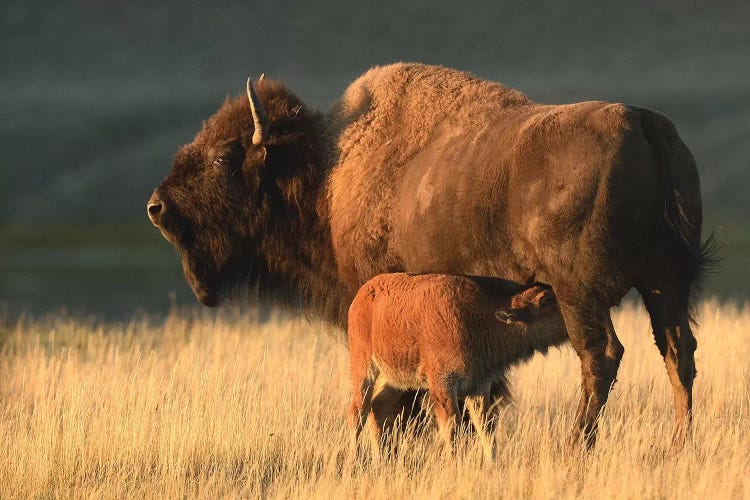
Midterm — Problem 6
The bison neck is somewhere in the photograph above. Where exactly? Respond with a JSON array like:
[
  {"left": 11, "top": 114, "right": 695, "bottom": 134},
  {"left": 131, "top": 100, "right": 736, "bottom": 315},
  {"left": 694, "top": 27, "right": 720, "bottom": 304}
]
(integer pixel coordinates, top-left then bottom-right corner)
[{"left": 257, "top": 121, "right": 348, "bottom": 327}]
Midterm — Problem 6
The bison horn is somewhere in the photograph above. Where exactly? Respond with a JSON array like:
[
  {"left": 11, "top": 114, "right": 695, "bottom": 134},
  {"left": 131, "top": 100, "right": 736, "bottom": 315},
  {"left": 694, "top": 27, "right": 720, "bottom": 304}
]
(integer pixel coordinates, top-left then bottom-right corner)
[{"left": 246, "top": 76, "right": 270, "bottom": 145}]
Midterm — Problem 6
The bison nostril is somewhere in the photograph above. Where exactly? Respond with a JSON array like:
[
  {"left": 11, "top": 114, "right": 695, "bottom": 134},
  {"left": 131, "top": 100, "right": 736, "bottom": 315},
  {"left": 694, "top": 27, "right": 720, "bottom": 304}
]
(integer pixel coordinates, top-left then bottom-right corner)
[
  {"left": 147, "top": 193, "right": 164, "bottom": 226},
  {"left": 148, "top": 202, "right": 162, "bottom": 216}
]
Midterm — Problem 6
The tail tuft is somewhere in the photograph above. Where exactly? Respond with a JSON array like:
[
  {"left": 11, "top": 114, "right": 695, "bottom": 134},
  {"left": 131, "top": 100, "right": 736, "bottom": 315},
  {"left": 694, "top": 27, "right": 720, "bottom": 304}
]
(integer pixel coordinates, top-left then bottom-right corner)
[{"left": 687, "top": 230, "right": 722, "bottom": 323}]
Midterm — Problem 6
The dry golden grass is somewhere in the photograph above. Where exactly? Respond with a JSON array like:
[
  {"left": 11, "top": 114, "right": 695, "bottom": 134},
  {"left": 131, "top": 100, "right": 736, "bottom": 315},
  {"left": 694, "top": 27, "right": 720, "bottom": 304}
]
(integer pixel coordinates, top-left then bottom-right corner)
[{"left": 0, "top": 301, "right": 748, "bottom": 499}]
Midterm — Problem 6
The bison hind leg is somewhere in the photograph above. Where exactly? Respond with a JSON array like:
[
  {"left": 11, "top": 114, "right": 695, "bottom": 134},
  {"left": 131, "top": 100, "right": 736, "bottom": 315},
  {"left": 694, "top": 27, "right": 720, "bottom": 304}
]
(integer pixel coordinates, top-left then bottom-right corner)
[{"left": 638, "top": 282, "right": 697, "bottom": 448}]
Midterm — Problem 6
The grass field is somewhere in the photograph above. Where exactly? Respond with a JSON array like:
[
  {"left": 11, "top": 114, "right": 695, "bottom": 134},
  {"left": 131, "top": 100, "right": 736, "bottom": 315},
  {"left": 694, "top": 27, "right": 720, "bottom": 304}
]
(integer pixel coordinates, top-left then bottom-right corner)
[{"left": 0, "top": 301, "right": 748, "bottom": 498}]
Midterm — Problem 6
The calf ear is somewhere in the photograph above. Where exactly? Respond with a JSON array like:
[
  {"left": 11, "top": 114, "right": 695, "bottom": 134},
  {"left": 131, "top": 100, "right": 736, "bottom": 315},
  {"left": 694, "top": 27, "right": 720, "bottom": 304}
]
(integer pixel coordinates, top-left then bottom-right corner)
[
  {"left": 495, "top": 307, "right": 531, "bottom": 324},
  {"left": 534, "top": 289, "right": 556, "bottom": 308}
]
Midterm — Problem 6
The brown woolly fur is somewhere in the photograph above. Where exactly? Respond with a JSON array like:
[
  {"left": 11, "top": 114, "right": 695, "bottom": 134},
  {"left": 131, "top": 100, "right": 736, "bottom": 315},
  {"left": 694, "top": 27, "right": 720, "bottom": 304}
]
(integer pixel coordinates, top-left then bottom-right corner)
[
  {"left": 149, "top": 63, "right": 716, "bottom": 447},
  {"left": 347, "top": 273, "right": 566, "bottom": 461}
]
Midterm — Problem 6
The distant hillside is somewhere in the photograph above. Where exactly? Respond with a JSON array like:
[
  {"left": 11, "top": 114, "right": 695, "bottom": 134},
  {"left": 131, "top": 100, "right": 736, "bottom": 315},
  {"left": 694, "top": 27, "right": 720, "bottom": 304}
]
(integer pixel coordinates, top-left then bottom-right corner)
[{"left": 1, "top": 0, "right": 748, "bottom": 224}]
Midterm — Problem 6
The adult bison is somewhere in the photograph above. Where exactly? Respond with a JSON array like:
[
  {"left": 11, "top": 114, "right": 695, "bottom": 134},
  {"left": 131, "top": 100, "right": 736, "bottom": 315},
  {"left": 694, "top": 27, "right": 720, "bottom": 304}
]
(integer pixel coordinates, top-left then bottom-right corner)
[{"left": 147, "top": 63, "right": 714, "bottom": 446}]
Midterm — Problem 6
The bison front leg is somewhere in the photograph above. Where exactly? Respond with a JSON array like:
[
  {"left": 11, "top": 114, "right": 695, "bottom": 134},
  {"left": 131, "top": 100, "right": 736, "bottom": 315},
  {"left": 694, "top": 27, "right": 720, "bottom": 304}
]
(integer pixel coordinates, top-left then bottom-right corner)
[{"left": 562, "top": 305, "right": 624, "bottom": 448}]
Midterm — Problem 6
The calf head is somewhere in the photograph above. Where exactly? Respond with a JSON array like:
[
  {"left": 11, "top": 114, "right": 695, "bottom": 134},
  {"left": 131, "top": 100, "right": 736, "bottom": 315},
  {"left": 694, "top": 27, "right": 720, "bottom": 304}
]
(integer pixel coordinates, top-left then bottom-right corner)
[
  {"left": 495, "top": 284, "right": 568, "bottom": 348},
  {"left": 495, "top": 284, "right": 559, "bottom": 324}
]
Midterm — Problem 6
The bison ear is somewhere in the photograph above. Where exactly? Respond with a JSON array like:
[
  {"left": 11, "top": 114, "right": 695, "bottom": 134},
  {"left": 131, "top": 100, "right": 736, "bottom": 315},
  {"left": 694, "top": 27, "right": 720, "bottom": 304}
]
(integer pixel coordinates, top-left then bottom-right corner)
[
  {"left": 242, "top": 145, "right": 268, "bottom": 174},
  {"left": 257, "top": 146, "right": 268, "bottom": 165}
]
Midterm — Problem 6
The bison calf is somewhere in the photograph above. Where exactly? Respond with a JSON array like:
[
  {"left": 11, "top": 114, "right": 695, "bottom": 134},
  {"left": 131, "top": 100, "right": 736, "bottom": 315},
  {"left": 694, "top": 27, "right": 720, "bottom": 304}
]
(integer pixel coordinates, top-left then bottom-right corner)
[{"left": 347, "top": 273, "right": 567, "bottom": 460}]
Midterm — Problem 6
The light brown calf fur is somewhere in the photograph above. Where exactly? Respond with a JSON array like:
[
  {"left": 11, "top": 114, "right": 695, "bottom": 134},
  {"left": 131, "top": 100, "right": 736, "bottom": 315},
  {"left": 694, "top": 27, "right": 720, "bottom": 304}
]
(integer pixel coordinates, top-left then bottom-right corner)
[{"left": 347, "top": 273, "right": 567, "bottom": 460}]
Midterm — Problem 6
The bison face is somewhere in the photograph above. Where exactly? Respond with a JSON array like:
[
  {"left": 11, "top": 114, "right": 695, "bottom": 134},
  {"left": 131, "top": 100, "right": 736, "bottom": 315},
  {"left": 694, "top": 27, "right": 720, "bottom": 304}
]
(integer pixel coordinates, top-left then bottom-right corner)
[
  {"left": 147, "top": 138, "right": 268, "bottom": 306},
  {"left": 147, "top": 77, "right": 290, "bottom": 307}
]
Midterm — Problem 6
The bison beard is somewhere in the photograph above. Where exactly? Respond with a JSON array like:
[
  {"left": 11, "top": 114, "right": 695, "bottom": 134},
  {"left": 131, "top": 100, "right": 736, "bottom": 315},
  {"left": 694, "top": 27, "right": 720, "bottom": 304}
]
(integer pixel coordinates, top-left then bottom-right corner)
[{"left": 148, "top": 63, "right": 716, "bottom": 448}]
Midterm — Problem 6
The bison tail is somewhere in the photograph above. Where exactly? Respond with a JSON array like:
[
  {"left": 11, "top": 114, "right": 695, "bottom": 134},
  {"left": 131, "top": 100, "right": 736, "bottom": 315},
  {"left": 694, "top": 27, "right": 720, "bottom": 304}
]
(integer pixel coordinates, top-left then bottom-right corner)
[{"left": 638, "top": 107, "right": 721, "bottom": 319}]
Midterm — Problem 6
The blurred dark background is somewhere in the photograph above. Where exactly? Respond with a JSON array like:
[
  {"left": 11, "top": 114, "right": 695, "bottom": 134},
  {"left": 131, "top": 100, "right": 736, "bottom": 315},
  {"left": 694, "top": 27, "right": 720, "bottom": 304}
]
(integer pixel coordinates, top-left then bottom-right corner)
[{"left": 1, "top": 0, "right": 748, "bottom": 319}]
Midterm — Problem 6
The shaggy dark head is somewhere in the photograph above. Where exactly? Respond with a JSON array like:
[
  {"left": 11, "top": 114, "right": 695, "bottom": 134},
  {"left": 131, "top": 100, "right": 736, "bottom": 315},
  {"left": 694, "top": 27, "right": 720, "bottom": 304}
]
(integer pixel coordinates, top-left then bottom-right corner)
[{"left": 147, "top": 76, "right": 335, "bottom": 309}]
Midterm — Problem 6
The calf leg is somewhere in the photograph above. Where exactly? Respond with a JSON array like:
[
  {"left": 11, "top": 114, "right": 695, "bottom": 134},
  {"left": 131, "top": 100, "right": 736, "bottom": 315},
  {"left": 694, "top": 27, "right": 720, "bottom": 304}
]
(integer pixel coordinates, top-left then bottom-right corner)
[
  {"left": 489, "top": 378, "right": 512, "bottom": 414},
  {"left": 349, "top": 367, "right": 376, "bottom": 461},
  {"left": 562, "top": 304, "right": 624, "bottom": 448},
  {"left": 368, "top": 380, "right": 406, "bottom": 457},
  {"left": 465, "top": 391, "right": 498, "bottom": 462},
  {"left": 429, "top": 381, "right": 462, "bottom": 456}
]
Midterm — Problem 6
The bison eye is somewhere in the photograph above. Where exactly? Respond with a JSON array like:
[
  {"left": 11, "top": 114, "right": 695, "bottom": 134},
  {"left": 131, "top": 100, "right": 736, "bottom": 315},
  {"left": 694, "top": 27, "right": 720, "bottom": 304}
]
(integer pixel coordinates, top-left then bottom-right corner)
[
  {"left": 213, "top": 155, "right": 230, "bottom": 167},
  {"left": 211, "top": 141, "right": 244, "bottom": 170}
]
